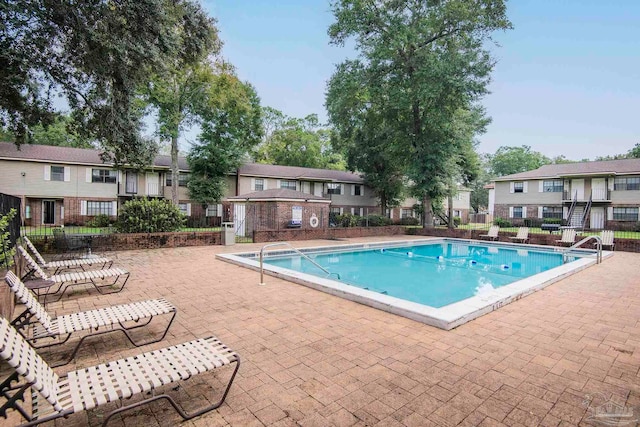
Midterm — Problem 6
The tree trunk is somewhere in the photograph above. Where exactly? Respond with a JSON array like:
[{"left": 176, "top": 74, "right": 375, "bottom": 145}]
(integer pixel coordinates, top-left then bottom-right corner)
[
  {"left": 422, "top": 195, "right": 434, "bottom": 227},
  {"left": 380, "top": 194, "right": 387, "bottom": 216},
  {"left": 448, "top": 193, "right": 454, "bottom": 229},
  {"left": 171, "top": 135, "right": 179, "bottom": 205}
]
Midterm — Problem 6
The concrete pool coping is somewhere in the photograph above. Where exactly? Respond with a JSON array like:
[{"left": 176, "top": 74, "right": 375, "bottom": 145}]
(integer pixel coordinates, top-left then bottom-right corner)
[{"left": 216, "top": 238, "right": 613, "bottom": 330}]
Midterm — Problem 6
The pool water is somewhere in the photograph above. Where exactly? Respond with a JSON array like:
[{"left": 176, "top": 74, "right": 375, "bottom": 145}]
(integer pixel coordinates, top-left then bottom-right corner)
[{"left": 263, "top": 242, "right": 576, "bottom": 308}]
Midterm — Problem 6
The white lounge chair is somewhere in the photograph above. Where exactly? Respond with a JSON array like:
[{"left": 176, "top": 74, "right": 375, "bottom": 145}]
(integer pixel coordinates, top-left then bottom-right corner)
[
  {"left": 23, "top": 236, "right": 113, "bottom": 274},
  {"left": 509, "top": 227, "right": 529, "bottom": 243},
  {"left": 18, "top": 246, "right": 130, "bottom": 303},
  {"left": 479, "top": 225, "right": 500, "bottom": 241},
  {"left": 556, "top": 228, "right": 576, "bottom": 246},
  {"left": 0, "top": 317, "right": 240, "bottom": 426},
  {"left": 5, "top": 270, "right": 177, "bottom": 366},
  {"left": 599, "top": 230, "right": 615, "bottom": 250}
]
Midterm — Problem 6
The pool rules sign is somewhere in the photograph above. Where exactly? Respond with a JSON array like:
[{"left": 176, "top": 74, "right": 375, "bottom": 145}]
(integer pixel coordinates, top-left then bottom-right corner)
[{"left": 292, "top": 206, "right": 303, "bottom": 226}]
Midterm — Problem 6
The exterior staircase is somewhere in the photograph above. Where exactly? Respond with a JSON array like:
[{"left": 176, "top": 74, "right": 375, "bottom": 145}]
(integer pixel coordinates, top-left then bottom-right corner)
[{"left": 568, "top": 206, "right": 584, "bottom": 228}]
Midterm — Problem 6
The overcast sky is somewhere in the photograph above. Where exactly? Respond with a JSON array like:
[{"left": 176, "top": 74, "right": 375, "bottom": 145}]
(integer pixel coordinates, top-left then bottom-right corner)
[{"left": 202, "top": 0, "right": 640, "bottom": 160}]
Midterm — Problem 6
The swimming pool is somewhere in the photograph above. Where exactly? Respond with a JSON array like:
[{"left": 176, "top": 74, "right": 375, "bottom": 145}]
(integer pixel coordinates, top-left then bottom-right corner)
[{"left": 218, "top": 238, "right": 607, "bottom": 329}]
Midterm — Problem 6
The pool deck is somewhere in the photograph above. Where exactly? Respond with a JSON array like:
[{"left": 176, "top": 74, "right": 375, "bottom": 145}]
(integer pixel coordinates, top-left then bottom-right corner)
[{"left": 5, "top": 235, "right": 640, "bottom": 426}]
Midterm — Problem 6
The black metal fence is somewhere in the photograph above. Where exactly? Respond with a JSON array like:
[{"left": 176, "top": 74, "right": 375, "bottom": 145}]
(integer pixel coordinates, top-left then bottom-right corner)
[{"left": 1, "top": 193, "right": 22, "bottom": 269}]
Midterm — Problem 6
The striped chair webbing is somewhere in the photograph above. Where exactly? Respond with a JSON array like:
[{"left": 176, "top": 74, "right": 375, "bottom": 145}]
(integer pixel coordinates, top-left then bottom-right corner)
[
  {"left": 51, "top": 267, "right": 128, "bottom": 283},
  {"left": 18, "top": 246, "right": 50, "bottom": 280},
  {"left": 23, "top": 236, "right": 48, "bottom": 267},
  {"left": 58, "top": 336, "right": 238, "bottom": 412},
  {"left": 4, "top": 270, "right": 54, "bottom": 333},
  {"left": 0, "top": 318, "right": 63, "bottom": 412}
]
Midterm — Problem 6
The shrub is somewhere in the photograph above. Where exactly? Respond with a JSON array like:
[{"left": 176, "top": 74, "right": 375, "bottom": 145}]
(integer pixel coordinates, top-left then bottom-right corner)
[
  {"left": 115, "top": 198, "right": 186, "bottom": 233},
  {"left": 363, "top": 214, "right": 392, "bottom": 227},
  {"left": 398, "top": 217, "right": 420, "bottom": 226},
  {"left": 335, "top": 213, "right": 359, "bottom": 227},
  {"left": 542, "top": 218, "right": 562, "bottom": 224},
  {"left": 0, "top": 209, "right": 16, "bottom": 268},
  {"left": 493, "top": 217, "right": 512, "bottom": 228},
  {"left": 453, "top": 216, "right": 461, "bottom": 227},
  {"left": 86, "top": 214, "right": 112, "bottom": 228}
]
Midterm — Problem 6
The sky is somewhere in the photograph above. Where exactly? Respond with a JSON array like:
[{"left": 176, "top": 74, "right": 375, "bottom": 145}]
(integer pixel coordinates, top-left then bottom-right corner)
[{"left": 202, "top": 0, "right": 640, "bottom": 160}]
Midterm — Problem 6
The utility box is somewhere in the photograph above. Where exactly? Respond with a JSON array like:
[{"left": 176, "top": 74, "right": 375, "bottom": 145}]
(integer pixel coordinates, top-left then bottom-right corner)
[{"left": 221, "top": 222, "right": 235, "bottom": 246}]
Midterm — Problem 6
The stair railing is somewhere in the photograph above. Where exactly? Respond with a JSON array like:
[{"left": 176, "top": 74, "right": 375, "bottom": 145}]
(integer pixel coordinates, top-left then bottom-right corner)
[
  {"left": 565, "top": 190, "right": 577, "bottom": 227},
  {"left": 563, "top": 235, "right": 602, "bottom": 264},
  {"left": 259, "top": 242, "right": 340, "bottom": 285},
  {"left": 581, "top": 192, "right": 593, "bottom": 231}
]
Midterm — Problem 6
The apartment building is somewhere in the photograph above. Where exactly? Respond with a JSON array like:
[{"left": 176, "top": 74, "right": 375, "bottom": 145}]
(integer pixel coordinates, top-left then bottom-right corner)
[
  {"left": 491, "top": 159, "right": 640, "bottom": 229},
  {"left": 0, "top": 142, "right": 472, "bottom": 226}
]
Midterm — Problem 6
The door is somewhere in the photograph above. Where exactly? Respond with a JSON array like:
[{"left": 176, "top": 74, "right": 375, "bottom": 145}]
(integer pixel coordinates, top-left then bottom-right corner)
[
  {"left": 571, "top": 179, "right": 585, "bottom": 200},
  {"left": 313, "top": 183, "right": 323, "bottom": 197},
  {"left": 125, "top": 172, "right": 138, "bottom": 194},
  {"left": 42, "top": 200, "right": 55, "bottom": 225},
  {"left": 233, "top": 203, "right": 246, "bottom": 237},
  {"left": 146, "top": 172, "right": 160, "bottom": 196},
  {"left": 590, "top": 207, "right": 605, "bottom": 229},
  {"left": 591, "top": 178, "right": 606, "bottom": 201}
]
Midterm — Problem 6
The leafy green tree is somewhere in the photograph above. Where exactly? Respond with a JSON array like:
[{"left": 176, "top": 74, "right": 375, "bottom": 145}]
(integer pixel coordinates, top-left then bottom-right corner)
[
  {"left": 143, "top": 11, "right": 220, "bottom": 204},
  {"left": 29, "top": 115, "right": 93, "bottom": 148},
  {"left": 627, "top": 143, "right": 640, "bottom": 159},
  {"left": 188, "top": 69, "right": 262, "bottom": 209},
  {"left": 0, "top": 209, "right": 17, "bottom": 269},
  {"left": 488, "top": 145, "right": 551, "bottom": 177},
  {"left": 1, "top": 0, "right": 214, "bottom": 168},
  {"left": 255, "top": 111, "right": 346, "bottom": 170},
  {"left": 327, "top": 0, "right": 511, "bottom": 227}
]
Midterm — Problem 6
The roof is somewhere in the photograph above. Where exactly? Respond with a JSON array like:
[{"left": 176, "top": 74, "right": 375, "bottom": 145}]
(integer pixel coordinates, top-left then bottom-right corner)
[
  {"left": 494, "top": 158, "right": 640, "bottom": 181},
  {"left": 227, "top": 188, "right": 331, "bottom": 203},
  {"left": 0, "top": 142, "right": 189, "bottom": 169},
  {"left": 238, "top": 163, "right": 363, "bottom": 183}
]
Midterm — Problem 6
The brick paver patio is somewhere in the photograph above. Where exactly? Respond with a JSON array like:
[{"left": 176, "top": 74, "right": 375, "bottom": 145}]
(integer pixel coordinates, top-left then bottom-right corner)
[{"left": 4, "top": 236, "right": 639, "bottom": 426}]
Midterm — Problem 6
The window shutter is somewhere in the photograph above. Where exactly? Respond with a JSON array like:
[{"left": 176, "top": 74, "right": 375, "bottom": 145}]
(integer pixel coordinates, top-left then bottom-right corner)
[
  {"left": 509, "top": 207, "right": 514, "bottom": 218},
  {"left": 563, "top": 207, "right": 569, "bottom": 219},
  {"left": 186, "top": 203, "right": 191, "bottom": 216},
  {"left": 538, "top": 207, "right": 543, "bottom": 218},
  {"left": 361, "top": 186, "right": 364, "bottom": 196},
  {"left": 263, "top": 180, "right": 268, "bottom": 190},
  {"left": 538, "top": 181, "right": 544, "bottom": 192},
  {"left": 276, "top": 180, "right": 281, "bottom": 189},
  {"left": 351, "top": 185, "right": 355, "bottom": 196},
  {"left": 251, "top": 178, "right": 255, "bottom": 191},
  {"left": 523, "top": 182, "right": 528, "bottom": 193},
  {"left": 60, "top": 206, "right": 64, "bottom": 220},
  {"left": 608, "top": 179, "right": 614, "bottom": 191},
  {"left": 509, "top": 182, "right": 514, "bottom": 193},
  {"left": 112, "top": 201, "right": 118, "bottom": 217},
  {"left": 360, "top": 207, "right": 364, "bottom": 216},
  {"left": 217, "top": 204, "right": 223, "bottom": 216},
  {"left": 80, "top": 200, "right": 87, "bottom": 216},
  {"left": 63, "top": 167, "right": 71, "bottom": 182},
  {"left": 522, "top": 206, "right": 527, "bottom": 218},
  {"left": 44, "top": 165, "right": 50, "bottom": 181},
  {"left": 339, "top": 207, "right": 344, "bottom": 215},
  {"left": 86, "top": 168, "right": 92, "bottom": 183},
  {"left": 607, "top": 207, "right": 613, "bottom": 220}
]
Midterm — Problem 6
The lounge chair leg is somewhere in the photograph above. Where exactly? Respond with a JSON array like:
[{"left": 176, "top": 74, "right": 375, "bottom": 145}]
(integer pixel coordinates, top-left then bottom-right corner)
[{"left": 101, "top": 357, "right": 240, "bottom": 427}]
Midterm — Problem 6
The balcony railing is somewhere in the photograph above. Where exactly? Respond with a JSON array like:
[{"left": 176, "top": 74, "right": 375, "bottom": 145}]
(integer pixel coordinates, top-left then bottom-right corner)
[
  {"left": 591, "top": 189, "right": 611, "bottom": 201},
  {"left": 146, "top": 182, "right": 161, "bottom": 196}
]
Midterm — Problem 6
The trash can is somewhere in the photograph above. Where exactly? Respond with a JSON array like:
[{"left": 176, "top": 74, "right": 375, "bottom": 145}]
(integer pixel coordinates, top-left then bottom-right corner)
[{"left": 221, "top": 222, "right": 235, "bottom": 246}]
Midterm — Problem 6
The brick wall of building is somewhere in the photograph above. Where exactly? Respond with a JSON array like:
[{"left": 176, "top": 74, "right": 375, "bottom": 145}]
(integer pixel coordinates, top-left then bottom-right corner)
[{"left": 246, "top": 201, "right": 331, "bottom": 232}]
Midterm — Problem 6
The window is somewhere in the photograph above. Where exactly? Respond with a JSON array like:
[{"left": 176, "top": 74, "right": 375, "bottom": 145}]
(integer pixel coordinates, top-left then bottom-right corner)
[
  {"left": 51, "top": 166, "right": 65, "bottom": 182},
  {"left": 401, "top": 209, "right": 413, "bottom": 219},
  {"left": 513, "top": 182, "right": 524, "bottom": 193},
  {"left": 542, "top": 206, "right": 563, "bottom": 219},
  {"left": 178, "top": 203, "right": 188, "bottom": 215},
  {"left": 330, "top": 207, "right": 342, "bottom": 214},
  {"left": 206, "top": 205, "right": 219, "bottom": 217},
  {"left": 92, "top": 169, "right": 117, "bottom": 183},
  {"left": 512, "top": 206, "right": 523, "bottom": 218},
  {"left": 543, "top": 180, "right": 563, "bottom": 192},
  {"left": 254, "top": 179, "right": 264, "bottom": 191},
  {"left": 614, "top": 177, "right": 640, "bottom": 191},
  {"left": 166, "top": 173, "right": 188, "bottom": 187},
  {"left": 87, "top": 201, "right": 112, "bottom": 216},
  {"left": 613, "top": 207, "right": 639, "bottom": 221},
  {"left": 280, "top": 180, "right": 297, "bottom": 190},
  {"left": 327, "top": 183, "right": 342, "bottom": 195},
  {"left": 354, "top": 185, "right": 362, "bottom": 196}
]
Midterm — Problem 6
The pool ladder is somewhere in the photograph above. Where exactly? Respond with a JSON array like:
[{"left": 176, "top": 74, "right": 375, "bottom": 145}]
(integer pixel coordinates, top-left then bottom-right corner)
[
  {"left": 259, "top": 242, "right": 340, "bottom": 285},
  {"left": 562, "top": 235, "right": 602, "bottom": 264}
]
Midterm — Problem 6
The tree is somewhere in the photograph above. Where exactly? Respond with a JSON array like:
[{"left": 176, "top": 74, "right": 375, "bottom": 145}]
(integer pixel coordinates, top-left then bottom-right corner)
[
  {"left": 143, "top": 7, "right": 220, "bottom": 204},
  {"left": 187, "top": 69, "right": 262, "bottom": 209},
  {"left": 255, "top": 111, "right": 346, "bottom": 170},
  {"left": 1, "top": 0, "right": 214, "bottom": 168},
  {"left": 627, "top": 143, "right": 640, "bottom": 159},
  {"left": 488, "top": 145, "right": 551, "bottom": 177},
  {"left": 327, "top": 0, "right": 511, "bottom": 227},
  {"left": 29, "top": 115, "right": 93, "bottom": 148}
]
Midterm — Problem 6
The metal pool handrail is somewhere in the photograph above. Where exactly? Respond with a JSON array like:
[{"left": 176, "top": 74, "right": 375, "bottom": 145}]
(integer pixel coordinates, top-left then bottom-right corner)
[
  {"left": 259, "top": 242, "right": 340, "bottom": 285},
  {"left": 564, "top": 235, "right": 602, "bottom": 264}
]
